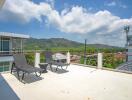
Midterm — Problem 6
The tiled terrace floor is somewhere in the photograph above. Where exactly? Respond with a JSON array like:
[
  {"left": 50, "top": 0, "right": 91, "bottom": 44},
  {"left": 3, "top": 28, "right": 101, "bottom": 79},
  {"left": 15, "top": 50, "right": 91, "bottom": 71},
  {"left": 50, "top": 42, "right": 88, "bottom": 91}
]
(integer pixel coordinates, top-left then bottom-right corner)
[{"left": 1, "top": 64, "right": 132, "bottom": 100}]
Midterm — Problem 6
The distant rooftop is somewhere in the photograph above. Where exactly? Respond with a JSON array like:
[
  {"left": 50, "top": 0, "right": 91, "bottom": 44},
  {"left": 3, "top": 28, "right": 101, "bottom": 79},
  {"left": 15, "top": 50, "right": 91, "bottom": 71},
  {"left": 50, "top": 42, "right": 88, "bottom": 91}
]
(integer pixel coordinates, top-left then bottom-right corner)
[{"left": 0, "top": 32, "right": 30, "bottom": 39}]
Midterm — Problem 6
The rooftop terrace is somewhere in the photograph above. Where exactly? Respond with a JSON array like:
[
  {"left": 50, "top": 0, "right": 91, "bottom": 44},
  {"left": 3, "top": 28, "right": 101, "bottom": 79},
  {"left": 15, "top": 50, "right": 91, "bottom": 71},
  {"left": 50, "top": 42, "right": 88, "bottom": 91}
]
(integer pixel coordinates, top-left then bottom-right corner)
[{"left": 1, "top": 64, "right": 132, "bottom": 100}]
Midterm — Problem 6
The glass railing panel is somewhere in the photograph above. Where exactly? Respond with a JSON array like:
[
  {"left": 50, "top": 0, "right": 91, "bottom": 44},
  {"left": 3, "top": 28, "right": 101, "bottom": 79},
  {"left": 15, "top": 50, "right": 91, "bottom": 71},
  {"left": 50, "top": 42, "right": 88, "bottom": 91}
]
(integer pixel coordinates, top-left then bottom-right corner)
[{"left": 0, "top": 50, "right": 129, "bottom": 73}]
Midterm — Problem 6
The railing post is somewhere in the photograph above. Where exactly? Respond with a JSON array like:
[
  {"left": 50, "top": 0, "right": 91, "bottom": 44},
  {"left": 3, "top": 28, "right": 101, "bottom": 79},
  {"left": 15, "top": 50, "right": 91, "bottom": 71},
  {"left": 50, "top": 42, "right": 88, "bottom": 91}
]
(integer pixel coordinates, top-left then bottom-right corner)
[
  {"left": 97, "top": 53, "right": 103, "bottom": 69},
  {"left": 67, "top": 51, "right": 70, "bottom": 64},
  {"left": 35, "top": 52, "right": 40, "bottom": 68}
]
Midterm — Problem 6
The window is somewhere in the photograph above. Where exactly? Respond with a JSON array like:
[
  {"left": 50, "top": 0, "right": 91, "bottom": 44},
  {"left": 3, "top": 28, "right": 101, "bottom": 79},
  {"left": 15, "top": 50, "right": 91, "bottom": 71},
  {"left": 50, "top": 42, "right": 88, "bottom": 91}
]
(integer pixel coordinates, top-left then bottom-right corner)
[
  {"left": 3, "top": 40, "right": 9, "bottom": 51},
  {"left": 0, "top": 37, "right": 10, "bottom": 54}
]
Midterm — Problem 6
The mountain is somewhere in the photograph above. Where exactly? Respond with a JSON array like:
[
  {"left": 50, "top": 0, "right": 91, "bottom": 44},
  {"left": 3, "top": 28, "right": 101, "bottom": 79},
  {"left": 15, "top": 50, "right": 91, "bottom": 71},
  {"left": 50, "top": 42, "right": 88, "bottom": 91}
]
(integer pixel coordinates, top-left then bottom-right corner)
[
  {"left": 24, "top": 38, "right": 83, "bottom": 50},
  {"left": 86, "top": 44, "right": 120, "bottom": 49},
  {"left": 24, "top": 38, "right": 122, "bottom": 50}
]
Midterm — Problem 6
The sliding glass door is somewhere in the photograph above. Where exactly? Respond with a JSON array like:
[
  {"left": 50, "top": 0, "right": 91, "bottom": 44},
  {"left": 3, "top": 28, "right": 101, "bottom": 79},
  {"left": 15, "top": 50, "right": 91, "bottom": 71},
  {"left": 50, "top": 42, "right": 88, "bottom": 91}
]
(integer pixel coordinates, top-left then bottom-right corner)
[{"left": 0, "top": 37, "right": 10, "bottom": 72}]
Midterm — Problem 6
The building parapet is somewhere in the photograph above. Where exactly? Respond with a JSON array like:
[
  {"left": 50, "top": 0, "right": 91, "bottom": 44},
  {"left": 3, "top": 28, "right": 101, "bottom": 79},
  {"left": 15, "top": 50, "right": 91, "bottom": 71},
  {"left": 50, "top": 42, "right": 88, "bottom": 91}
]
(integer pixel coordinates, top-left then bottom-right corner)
[{"left": 0, "top": 32, "right": 30, "bottom": 39}]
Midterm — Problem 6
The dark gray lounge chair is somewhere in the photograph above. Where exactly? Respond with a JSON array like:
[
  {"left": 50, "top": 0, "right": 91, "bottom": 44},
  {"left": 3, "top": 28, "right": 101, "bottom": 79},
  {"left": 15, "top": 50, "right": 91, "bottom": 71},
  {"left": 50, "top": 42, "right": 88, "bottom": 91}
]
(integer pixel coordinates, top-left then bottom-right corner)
[
  {"left": 11, "top": 54, "right": 43, "bottom": 81},
  {"left": 53, "top": 61, "right": 69, "bottom": 71},
  {"left": 45, "top": 51, "right": 69, "bottom": 71},
  {"left": 45, "top": 51, "right": 53, "bottom": 71}
]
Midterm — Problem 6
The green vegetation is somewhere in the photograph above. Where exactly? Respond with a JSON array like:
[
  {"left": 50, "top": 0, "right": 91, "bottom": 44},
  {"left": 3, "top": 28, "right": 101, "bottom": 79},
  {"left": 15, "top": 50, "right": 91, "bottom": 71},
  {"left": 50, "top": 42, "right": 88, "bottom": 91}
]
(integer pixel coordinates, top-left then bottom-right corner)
[
  {"left": 25, "top": 52, "right": 46, "bottom": 65},
  {"left": 25, "top": 53, "right": 35, "bottom": 65},
  {"left": 23, "top": 38, "right": 125, "bottom": 69},
  {"left": 80, "top": 56, "right": 97, "bottom": 66},
  {"left": 80, "top": 53, "right": 125, "bottom": 69},
  {"left": 25, "top": 49, "right": 125, "bottom": 69},
  {"left": 103, "top": 53, "right": 124, "bottom": 69}
]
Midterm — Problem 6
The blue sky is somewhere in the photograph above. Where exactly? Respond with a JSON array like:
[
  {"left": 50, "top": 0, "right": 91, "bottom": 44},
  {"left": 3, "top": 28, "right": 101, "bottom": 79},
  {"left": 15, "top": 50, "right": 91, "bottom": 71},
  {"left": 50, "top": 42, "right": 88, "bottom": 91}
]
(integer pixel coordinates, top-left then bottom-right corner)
[{"left": 0, "top": 0, "right": 132, "bottom": 47}]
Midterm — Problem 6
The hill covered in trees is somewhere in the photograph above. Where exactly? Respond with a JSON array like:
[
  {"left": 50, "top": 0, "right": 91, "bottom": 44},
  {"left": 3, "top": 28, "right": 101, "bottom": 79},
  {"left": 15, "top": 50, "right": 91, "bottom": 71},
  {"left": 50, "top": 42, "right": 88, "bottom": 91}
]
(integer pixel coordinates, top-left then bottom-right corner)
[{"left": 24, "top": 38, "right": 124, "bottom": 52}]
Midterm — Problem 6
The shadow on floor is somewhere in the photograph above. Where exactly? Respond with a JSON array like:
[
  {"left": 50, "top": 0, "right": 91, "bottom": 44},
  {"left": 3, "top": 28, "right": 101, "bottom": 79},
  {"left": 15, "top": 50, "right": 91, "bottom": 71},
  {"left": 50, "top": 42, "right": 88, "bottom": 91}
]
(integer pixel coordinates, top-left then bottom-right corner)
[
  {"left": 0, "top": 74, "right": 20, "bottom": 100},
  {"left": 47, "top": 66, "right": 69, "bottom": 74},
  {"left": 11, "top": 72, "right": 43, "bottom": 84}
]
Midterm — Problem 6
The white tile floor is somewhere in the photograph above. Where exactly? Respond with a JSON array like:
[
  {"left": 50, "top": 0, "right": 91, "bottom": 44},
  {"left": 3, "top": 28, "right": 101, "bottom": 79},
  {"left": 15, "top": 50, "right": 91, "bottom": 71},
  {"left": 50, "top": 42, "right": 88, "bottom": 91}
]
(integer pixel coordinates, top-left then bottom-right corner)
[{"left": 1, "top": 64, "right": 132, "bottom": 100}]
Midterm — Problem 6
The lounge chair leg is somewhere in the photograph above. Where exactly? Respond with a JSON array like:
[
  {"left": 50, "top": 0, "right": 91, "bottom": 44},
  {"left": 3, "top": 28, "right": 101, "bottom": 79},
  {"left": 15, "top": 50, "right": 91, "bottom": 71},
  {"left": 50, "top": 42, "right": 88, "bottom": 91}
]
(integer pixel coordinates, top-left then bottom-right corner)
[
  {"left": 50, "top": 64, "right": 53, "bottom": 71},
  {"left": 17, "top": 70, "right": 20, "bottom": 80},
  {"left": 35, "top": 71, "right": 41, "bottom": 77},
  {"left": 66, "top": 65, "right": 68, "bottom": 69},
  {"left": 11, "top": 63, "right": 14, "bottom": 74},
  {"left": 11, "top": 67, "right": 13, "bottom": 74},
  {"left": 56, "top": 66, "right": 59, "bottom": 71},
  {"left": 11, "top": 68, "right": 13, "bottom": 74},
  {"left": 22, "top": 72, "right": 25, "bottom": 80},
  {"left": 61, "top": 66, "right": 63, "bottom": 70}
]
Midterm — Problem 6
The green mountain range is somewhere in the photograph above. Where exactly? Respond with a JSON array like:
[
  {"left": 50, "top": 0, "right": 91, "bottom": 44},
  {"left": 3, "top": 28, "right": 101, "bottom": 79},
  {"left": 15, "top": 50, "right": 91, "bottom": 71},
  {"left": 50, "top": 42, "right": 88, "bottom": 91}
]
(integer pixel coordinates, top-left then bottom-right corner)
[{"left": 24, "top": 38, "right": 122, "bottom": 50}]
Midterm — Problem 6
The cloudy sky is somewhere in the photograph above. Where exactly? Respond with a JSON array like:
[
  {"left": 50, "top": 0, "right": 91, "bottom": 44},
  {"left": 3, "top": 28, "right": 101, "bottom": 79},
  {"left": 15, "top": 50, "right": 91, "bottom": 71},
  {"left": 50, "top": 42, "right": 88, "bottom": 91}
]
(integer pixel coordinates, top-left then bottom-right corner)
[{"left": 0, "top": 0, "right": 132, "bottom": 47}]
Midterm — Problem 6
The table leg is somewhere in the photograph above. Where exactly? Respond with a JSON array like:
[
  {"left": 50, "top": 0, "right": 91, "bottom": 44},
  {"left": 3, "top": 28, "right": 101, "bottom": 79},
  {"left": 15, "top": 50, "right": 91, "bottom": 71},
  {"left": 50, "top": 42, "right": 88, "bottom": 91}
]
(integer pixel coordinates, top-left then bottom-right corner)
[{"left": 50, "top": 63, "right": 53, "bottom": 71}]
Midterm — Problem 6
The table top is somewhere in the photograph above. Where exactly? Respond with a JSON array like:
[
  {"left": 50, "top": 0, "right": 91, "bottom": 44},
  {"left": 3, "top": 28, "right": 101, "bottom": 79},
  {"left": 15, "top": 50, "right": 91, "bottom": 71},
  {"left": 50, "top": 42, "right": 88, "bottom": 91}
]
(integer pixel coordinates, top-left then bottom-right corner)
[{"left": 39, "top": 63, "right": 48, "bottom": 65}]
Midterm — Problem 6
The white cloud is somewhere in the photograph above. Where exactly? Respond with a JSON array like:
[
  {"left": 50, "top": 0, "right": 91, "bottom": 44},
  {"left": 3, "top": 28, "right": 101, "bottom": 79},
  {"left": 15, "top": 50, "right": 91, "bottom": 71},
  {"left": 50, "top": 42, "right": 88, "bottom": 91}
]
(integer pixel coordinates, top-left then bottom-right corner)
[
  {"left": 48, "top": 7, "right": 132, "bottom": 35},
  {"left": 105, "top": 1, "right": 127, "bottom": 9},
  {"left": 119, "top": 4, "right": 127, "bottom": 9},
  {"left": 0, "top": 0, "right": 132, "bottom": 46},
  {"left": 0, "top": 0, "right": 52, "bottom": 23},
  {"left": 46, "top": 0, "right": 55, "bottom": 8},
  {"left": 106, "top": 1, "right": 116, "bottom": 6}
]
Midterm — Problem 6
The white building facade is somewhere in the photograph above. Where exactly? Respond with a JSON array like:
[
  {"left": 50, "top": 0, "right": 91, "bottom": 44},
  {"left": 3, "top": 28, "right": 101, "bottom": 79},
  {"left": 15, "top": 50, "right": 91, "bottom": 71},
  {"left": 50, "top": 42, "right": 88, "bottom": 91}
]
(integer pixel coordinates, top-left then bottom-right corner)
[{"left": 0, "top": 32, "right": 29, "bottom": 72}]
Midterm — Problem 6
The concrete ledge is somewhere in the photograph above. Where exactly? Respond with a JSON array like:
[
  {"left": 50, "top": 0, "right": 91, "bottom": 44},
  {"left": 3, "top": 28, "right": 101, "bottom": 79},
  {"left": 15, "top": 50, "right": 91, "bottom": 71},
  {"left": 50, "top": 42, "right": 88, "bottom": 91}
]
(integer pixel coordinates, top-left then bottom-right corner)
[
  {"left": 72, "top": 63, "right": 132, "bottom": 75},
  {"left": 102, "top": 67, "right": 132, "bottom": 74},
  {"left": 71, "top": 63, "right": 97, "bottom": 68}
]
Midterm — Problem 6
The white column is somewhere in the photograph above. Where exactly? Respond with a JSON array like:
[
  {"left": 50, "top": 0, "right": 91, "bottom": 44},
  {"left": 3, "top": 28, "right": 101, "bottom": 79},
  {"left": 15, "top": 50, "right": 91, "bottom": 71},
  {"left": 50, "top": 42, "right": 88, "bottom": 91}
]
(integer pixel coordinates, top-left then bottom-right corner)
[
  {"left": 35, "top": 53, "right": 40, "bottom": 68},
  {"left": 97, "top": 53, "right": 103, "bottom": 69},
  {"left": 67, "top": 51, "right": 70, "bottom": 64}
]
